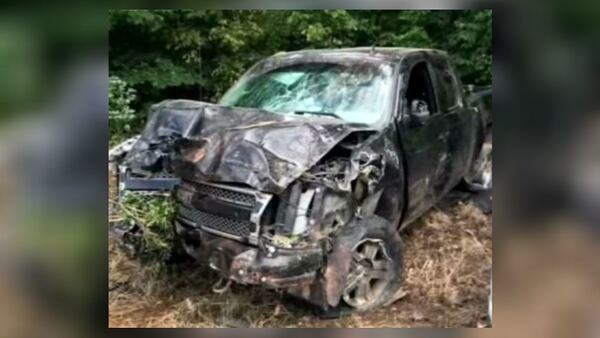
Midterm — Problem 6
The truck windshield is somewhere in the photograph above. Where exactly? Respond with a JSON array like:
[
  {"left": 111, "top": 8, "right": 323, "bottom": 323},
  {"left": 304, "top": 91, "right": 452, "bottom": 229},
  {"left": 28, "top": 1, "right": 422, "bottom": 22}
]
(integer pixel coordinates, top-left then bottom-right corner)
[{"left": 219, "top": 62, "right": 395, "bottom": 125}]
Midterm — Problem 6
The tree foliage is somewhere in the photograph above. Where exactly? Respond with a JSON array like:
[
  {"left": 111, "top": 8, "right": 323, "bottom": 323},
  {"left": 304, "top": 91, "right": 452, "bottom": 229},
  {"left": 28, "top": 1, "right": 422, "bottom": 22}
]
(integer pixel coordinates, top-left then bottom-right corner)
[
  {"left": 109, "top": 10, "right": 491, "bottom": 111},
  {"left": 108, "top": 76, "right": 136, "bottom": 140}
]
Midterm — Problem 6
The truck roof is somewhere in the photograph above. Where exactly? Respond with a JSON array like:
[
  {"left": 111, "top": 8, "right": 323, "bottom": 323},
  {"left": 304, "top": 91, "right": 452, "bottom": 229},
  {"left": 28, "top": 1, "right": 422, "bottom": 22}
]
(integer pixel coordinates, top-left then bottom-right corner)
[{"left": 269, "top": 47, "right": 447, "bottom": 63}]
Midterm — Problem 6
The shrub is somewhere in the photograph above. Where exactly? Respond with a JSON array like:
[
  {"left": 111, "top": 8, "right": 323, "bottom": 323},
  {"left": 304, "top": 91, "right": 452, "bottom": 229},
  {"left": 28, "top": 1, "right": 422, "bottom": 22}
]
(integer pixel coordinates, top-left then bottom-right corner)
[
  {"left": 109, "top": 76, "right": 137, "bottom": 140},
  {"left": 118, "top": 192, "right": 177, "bottom": 263}
]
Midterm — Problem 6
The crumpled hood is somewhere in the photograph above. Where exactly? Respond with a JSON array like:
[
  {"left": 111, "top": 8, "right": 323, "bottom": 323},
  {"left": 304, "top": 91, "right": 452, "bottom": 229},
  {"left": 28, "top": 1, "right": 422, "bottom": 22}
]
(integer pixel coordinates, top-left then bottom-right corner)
[{"left": 125, "top": 100, "right": 373, "bottom": 193}]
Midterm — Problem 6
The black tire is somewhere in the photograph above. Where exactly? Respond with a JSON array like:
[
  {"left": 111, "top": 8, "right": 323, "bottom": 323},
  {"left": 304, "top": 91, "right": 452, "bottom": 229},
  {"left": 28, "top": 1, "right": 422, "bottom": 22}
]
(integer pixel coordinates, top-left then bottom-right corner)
[
  {"left": 325, "top": 215, "right": 404, "bottom": 312},
  {"left": 463, "top": 129, "right": 492, "bottom": 192}
]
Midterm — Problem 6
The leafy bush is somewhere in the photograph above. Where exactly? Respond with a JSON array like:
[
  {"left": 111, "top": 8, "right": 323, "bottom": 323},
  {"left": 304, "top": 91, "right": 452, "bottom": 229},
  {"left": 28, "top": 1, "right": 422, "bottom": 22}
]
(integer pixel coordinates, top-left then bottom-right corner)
[
  {"left": 118, "top": 192, "right": 177, "bottom": 263},
  {"left": 109, "top": 76, "right": 137, "bottom": 140}
]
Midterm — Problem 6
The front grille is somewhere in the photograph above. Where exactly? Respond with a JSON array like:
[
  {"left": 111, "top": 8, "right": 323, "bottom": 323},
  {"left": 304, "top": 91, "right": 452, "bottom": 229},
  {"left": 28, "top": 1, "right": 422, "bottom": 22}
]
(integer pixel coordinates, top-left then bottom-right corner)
[
  {"left": 178, "top": 204, "right": 253, "bottom": 238},
  {"left": 188, "top": 182, "right": 256, "bottom": 207}
]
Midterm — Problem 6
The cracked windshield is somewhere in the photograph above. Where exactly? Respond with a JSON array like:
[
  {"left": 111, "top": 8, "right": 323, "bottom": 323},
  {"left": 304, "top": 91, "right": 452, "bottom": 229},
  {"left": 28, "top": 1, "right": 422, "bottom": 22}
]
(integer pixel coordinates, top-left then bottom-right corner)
[{"left": 220, "top": 62, "right": 395, "bottom": 125}]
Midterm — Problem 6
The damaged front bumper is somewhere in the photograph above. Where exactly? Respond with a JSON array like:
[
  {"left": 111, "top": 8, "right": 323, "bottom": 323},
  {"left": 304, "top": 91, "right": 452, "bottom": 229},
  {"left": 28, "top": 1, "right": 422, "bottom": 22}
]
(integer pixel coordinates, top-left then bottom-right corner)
[
  {"left": 169, "top": 177, "right": 342, "bottom": 307},
  {"left": 174, "top": 218, "right": 324, "bottom": 289}
]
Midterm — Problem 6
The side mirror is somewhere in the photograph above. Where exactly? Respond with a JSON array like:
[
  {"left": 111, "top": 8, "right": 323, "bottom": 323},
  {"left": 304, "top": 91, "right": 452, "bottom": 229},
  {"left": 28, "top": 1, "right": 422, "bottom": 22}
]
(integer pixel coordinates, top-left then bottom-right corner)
[{"left": 409, "top": 99, "right": 430, "bottom": 126}]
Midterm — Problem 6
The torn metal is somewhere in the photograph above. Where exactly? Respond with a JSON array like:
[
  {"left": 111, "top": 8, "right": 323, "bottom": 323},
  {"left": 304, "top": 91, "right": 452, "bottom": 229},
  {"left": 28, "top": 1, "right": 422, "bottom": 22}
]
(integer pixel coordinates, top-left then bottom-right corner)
[
  {"left": 112, "top": 47, "right": 489, "bottom": 311},
  {"left": 124, "top": 100, "right": 377, "bottom": 194},
  {"left": 119, "top": 99, "right": 399, "bottom": 308}
]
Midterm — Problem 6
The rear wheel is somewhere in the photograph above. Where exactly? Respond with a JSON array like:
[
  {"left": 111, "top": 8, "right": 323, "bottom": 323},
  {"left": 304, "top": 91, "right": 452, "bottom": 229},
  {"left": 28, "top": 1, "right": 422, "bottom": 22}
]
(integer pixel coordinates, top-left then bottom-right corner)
[{"left": 464, "top": 130, "right": 492, "bottom": 191}]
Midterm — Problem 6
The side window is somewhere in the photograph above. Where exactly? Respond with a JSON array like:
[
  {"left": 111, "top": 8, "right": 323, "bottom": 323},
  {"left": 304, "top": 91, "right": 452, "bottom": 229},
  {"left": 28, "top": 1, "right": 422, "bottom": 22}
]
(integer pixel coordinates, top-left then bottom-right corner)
[
  {"left": 433, "top": 59, "right": 462, "bottom": 111},
  {"left": 405, "top": 61, "right": 437, "bottom": 117}
]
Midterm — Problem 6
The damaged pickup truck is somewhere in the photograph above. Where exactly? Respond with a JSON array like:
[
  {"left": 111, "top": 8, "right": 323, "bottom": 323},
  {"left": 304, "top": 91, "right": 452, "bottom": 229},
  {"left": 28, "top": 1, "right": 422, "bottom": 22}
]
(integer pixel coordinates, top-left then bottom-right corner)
[{"left": 110, "top": 48, "right": 492, "bottom": 312}]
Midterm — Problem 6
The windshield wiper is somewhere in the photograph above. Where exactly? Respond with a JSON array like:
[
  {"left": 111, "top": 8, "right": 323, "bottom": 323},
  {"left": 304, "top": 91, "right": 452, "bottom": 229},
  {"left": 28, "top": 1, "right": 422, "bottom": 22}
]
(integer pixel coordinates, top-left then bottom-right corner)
[{"left": 293, "top": 110, "right": 342, "bottom": 120}]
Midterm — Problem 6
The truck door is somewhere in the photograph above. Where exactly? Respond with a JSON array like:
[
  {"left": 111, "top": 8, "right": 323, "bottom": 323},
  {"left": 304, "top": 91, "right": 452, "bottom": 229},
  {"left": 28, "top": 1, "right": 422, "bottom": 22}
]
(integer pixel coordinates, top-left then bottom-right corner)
[
  {"left": 397, "top": 58, "right": 448, "bottom": 221},
  {"left": 430, "top": 56, "right": 474, "bottom": 192}
]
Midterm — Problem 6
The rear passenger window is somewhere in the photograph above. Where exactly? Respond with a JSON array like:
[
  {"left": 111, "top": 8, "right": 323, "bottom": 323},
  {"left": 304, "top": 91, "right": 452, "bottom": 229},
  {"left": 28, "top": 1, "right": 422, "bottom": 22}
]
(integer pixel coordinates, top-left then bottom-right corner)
[{"left": 434, "top": 60, "right": 461, "bottom": 111}]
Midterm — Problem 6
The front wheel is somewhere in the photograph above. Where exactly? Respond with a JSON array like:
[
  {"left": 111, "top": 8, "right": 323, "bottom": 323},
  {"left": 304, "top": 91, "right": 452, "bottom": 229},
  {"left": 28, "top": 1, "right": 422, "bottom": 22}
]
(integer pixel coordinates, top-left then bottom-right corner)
[
  {"left": 325, "top": 216, "right": 404, "bottom": 312},
  {"left": 342, "top": 238, "right": 397, "bottom": 309}
]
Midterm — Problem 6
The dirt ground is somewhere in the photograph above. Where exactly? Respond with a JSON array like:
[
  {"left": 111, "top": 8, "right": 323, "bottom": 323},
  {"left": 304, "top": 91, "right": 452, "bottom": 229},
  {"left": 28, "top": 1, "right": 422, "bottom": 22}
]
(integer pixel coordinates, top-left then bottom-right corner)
[{"left": 108, "top": 192, "right": 492, "bottom": 328}]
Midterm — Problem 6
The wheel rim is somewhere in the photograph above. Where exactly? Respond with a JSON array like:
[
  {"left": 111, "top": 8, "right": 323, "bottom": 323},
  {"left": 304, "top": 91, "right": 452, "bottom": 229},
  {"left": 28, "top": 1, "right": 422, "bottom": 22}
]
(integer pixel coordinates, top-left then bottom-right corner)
[{"left": 342, "top": 239, "right": 392, "bottom": 309}]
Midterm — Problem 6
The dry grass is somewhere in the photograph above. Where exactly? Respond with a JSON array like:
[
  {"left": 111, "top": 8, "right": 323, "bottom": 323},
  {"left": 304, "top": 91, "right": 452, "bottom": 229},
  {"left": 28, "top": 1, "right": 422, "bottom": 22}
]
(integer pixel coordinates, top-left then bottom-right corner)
[
  {"left": 108, "top": 196, "right": 491, "bottom": 328},
  {"left": 400, "top": 202, "right": 492, "bottom": 327}
]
